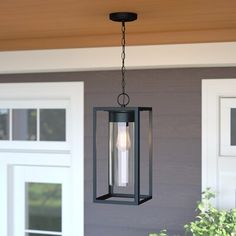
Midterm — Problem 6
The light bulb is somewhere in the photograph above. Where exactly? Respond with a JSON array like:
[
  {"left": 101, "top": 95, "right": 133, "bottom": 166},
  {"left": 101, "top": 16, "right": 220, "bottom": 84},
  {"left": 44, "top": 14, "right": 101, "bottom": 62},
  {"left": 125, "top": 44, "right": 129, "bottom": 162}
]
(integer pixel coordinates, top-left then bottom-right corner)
[
  {"left": 116, "top": 123, "right": 131, "bottom": 187},
  {"left": 116, "top": 123, "right": 131, "bottom": 151}
]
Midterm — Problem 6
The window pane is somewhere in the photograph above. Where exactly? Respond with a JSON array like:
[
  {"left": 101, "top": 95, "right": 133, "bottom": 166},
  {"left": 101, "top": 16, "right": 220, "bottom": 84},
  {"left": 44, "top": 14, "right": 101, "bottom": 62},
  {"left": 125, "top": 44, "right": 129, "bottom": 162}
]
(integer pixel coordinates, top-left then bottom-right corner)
[
  {"left": 12, "top": 109, "right": 37, "bottom": 141},
  {"left": 26, "top": 183, "right": 62, "bottom": 232},
  {"left": 40, "top": 109, "right": 66, "bottom": 141},
  {"left": 0, "top": 109, "right": 9, "bottom": 140},
  {"left": 231, "top": 108, "right": 236, "bottom": 145}
]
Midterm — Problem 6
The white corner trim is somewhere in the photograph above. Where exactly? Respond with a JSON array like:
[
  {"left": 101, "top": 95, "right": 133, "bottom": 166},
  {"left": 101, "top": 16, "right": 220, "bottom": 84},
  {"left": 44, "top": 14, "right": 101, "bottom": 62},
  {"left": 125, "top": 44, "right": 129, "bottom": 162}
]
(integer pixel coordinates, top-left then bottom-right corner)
[
  {"left": 201, "top": 79, "right": 209, "bottom": 193},
  {"left": 0, "top": 42, "right": 235, "bottom": 74}
]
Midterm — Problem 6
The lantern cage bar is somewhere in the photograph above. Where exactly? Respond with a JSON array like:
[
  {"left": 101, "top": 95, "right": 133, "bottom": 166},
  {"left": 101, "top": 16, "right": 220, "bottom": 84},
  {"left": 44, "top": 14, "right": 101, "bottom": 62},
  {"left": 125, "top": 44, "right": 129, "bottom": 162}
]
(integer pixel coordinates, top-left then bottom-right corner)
[{"left": 93, "top": 106, "right": 152, "bottom": 205}]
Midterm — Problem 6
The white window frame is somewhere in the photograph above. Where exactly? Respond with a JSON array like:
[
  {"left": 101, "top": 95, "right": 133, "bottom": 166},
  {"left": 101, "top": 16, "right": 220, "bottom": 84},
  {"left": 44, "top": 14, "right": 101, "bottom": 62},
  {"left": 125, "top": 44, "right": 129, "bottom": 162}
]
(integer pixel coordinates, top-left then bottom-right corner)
[{"left": 0, "top": 99, "right": 71, "bottom": 151}]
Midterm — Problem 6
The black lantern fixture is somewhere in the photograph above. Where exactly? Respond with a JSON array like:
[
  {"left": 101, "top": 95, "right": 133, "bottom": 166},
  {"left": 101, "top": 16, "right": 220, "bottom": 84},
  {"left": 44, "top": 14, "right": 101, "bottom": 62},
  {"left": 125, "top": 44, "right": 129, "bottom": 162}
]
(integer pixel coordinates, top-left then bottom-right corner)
[{"left": 93, "top": 12, "right": 153, "bottom": 205}]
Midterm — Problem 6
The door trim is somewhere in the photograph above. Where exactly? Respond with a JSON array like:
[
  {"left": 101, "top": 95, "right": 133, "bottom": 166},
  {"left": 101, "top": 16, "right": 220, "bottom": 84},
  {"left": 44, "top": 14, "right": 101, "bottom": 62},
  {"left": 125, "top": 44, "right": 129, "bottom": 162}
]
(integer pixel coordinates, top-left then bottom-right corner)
[
  {"left": 202, "top": 78, "right": 236, "bottom": 207},
  {"left": 0, "top": 82, "right": 84, "bottom": 236}
]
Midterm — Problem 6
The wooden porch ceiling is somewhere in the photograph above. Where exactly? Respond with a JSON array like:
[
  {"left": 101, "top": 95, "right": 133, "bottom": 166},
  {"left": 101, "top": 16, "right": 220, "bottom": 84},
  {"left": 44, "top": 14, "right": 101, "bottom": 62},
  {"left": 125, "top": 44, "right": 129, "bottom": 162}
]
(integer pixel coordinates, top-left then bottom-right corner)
[{"left": 0, "top": 0, "right": 236, "bottom": 51}]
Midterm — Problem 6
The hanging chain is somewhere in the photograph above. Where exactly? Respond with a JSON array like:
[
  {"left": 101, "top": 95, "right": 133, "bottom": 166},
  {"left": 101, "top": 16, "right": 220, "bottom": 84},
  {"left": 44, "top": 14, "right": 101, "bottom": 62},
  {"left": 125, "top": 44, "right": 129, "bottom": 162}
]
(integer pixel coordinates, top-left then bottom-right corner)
[
  {"left": 121, "top": 22, "right": 126, "bottom": 96},
  {"left": 117, "top": 21, "right": 130, "bottom": 107}
]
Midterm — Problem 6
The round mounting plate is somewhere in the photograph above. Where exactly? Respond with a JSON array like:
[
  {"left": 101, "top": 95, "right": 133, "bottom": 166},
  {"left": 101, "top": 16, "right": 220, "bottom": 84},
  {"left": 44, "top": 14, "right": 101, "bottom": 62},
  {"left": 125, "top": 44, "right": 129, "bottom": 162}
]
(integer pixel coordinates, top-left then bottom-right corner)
[{"left": 109, "top": 12, "right": 137, "bottom": 22}]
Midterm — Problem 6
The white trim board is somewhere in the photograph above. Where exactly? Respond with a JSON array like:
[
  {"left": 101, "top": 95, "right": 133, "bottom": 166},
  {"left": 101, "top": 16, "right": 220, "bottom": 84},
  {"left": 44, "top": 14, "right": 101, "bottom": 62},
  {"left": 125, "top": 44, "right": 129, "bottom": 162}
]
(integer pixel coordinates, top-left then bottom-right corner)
[
  {"left": 202, "top": 79, "right": 236, "bottom": 208},
  {"left": 0, "top": 42, "right": 235, "bottom": 74}
]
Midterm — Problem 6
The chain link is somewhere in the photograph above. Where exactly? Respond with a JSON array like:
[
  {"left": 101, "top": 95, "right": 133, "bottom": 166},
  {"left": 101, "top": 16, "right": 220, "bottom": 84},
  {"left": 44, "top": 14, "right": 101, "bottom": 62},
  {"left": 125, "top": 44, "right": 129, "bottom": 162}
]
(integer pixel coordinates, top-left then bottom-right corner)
[
  {"left": 121, "top": 22, "right": 126, "bottom": 96},
  {"left": 117, "top": 21, "right": 130, "bottom": 107}
]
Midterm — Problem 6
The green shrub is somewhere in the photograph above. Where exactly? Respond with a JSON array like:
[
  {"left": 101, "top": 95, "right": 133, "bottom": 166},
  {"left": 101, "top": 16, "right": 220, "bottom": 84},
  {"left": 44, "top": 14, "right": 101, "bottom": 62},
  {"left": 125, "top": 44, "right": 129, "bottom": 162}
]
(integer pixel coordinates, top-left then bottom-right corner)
[
  {"left": 184, "top": 188, "right": 236, "bottom": 236},
  {"left": 149, "top": 188, "right": 236, "bottom": 236}
]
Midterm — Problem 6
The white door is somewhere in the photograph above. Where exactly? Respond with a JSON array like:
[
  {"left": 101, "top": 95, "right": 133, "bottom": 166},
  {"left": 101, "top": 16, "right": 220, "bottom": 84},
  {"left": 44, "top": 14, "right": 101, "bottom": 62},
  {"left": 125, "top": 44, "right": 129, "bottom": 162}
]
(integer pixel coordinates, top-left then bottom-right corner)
[
  {"left": 0, "top": 82, "right": 84, "bottom": 236},
  {"left": 13, "top": 166, "right": 71, "bottom": 236},
  {"left": 202, "top": 79, "right": 236, "bottom": 209}
]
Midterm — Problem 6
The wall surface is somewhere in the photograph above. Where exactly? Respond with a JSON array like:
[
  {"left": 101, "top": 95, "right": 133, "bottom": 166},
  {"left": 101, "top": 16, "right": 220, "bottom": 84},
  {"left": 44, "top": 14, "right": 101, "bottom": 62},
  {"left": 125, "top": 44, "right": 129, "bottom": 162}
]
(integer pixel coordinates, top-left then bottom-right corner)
[{"left": 1, "top": 67, "right": 236, "bottom": 236}]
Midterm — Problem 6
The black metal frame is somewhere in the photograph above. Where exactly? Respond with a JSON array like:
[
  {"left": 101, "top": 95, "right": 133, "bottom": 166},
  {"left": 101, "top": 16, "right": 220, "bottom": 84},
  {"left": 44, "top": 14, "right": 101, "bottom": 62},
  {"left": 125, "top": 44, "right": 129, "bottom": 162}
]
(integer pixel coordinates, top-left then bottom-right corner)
[{"left": 93, "top": 106, "right": 152, "bottom": 205}]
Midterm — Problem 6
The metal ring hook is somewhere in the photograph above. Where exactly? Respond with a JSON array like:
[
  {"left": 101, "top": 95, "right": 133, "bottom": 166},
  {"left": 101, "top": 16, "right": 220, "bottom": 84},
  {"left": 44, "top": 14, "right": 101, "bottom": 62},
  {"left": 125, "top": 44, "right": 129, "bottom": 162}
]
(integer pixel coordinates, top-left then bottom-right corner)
[{"left": 117, "top": 93, "right": 130, "bottom": 107}]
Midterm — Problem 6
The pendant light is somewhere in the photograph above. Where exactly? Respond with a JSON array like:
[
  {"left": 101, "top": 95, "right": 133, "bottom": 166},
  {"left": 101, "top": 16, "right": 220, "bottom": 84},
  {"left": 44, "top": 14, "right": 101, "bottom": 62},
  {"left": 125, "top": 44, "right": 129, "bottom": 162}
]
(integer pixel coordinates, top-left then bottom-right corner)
[{"left": 93, "top": 12, "right": 153, "bottom": 205}]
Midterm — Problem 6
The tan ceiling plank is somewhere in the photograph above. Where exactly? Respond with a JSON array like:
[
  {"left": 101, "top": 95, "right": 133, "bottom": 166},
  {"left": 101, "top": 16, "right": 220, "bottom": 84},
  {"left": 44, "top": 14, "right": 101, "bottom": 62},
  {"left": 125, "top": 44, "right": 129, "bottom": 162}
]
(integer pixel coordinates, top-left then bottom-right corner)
[{"left": 0, "top": 28, "right": 235, "bottom": 51}]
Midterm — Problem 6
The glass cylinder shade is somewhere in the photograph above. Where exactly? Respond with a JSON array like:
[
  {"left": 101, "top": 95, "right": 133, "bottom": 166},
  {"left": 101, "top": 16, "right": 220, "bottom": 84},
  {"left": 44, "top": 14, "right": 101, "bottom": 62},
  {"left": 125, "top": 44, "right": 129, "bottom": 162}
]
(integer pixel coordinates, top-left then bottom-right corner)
[
  {"left": 109, "top": 112, "right": 134, "bottom": 188},
  {"left": 93, "top": 107, "right": 152, "bottom": 205}
]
